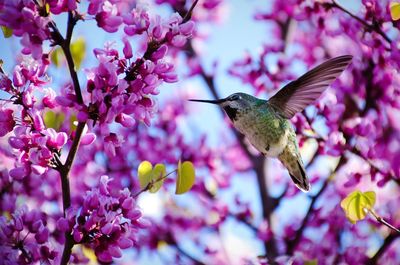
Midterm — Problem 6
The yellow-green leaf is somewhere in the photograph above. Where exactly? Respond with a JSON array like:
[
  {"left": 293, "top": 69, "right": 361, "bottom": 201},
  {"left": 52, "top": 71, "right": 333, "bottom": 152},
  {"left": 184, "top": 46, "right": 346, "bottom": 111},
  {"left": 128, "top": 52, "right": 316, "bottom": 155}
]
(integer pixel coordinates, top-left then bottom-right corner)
[
  {"left": 149, "top": 163, "right": 166, "bottom": 193},
  {"left": 305, "top": 259, "right": 318, "bottom": 265},
  {"left": 81, "top": 246, "right": 97, "bottom": 263},
  {"left": 70, "top": 37, "right": 86, "bottom": 69},
  {"left": 44, "top": 110, "right": 65, "bottom": 130},
  {"left": 340, "top": 190, "right": 376, "bottom": 224},
  {"left": 390, "top": 2, "right": 400, "bottom": 21},
  {"left": 175, "top": 161, "right": 196, "bottom": 194},
  {"left": 2, "top": 211, "right": 11, "bottom": 220},
  {"left": 138, "top": 161, "right": 153, "bottom": 189},
  {"left": 50, "top": 47, "right": 63, "bottom": 68},
  {"left": 50, "top": 38, "right": 86, "bottom": 69},
  {"left": 1, "top": 26, "right": 12, "bottom": 38},
  {"left": 45, "top": 3, "right": 50, "bottom": 15},
  {"left": 69, "top": 114, "right": 78, "bottom": 132}
]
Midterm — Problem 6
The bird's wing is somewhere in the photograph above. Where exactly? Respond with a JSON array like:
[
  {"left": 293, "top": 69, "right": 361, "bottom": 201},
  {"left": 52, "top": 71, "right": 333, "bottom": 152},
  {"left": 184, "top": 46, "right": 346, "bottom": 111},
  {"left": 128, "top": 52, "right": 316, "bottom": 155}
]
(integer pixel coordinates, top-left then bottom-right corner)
[{"left": 268, "top": 55, "right": 353, "bottom": 119}]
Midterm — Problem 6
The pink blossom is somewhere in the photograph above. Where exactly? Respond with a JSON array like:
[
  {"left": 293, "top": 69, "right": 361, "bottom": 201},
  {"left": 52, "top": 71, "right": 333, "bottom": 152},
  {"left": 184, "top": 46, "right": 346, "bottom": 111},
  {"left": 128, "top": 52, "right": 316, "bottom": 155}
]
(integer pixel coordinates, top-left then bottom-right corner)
[{"left": 0, "top": 108, "right": 15, "bottom": 137}]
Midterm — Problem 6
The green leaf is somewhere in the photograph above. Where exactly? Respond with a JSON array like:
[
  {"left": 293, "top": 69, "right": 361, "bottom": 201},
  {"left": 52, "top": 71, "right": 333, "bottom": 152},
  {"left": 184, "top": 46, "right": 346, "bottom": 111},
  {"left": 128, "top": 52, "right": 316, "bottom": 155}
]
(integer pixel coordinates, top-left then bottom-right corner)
[
  {"left": 82, "top": 246, "right": 97, "bottom": 263},
  {"left": 305, "top": 259, "right": 318, "bottom": 265},
  {"left": 390, "top": 2, "right": 400, "bottom": 21},
  {"left": 45, "top": 3, "right": 50, "bottom": 15},
  {"left": 138, "top": 161, "right": 153, "bottom": 189},
  {"left": 43, "top": 110, "right": 65, "bottom": 130},
  {"left": 340, "top": 190, "right": 376, "bottom": 224},
  {"left": 70, "top": 114, "right": 78, "bottom": 132},
  {"left": 1, "top": 26, "right": 12, "bottom": 38},
  {"left": 50, "top": 47, "right": 63, "bottom": 68},
  {"left": 175, "top": 161, "right": 196, "bottom": 194},
  {"left": 70, "top": 37, "right": 86, "bottom": 69},
  {"left": 50, "top": 38, "right": 86, "bottom": 69},
  {"left": 149, "top": 164, "right": 166, "bottom": 193}
]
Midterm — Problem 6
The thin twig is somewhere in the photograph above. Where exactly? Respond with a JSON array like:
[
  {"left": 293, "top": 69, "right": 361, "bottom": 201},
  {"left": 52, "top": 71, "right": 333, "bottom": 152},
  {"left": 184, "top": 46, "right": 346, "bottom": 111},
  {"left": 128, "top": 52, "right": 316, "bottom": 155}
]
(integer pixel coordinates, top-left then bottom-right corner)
[
  {"left": 330, "top": 0, "right": 391, "bottom": 44},
  {"left": 133, "top": 170, "right": 176, "bottom": 198},
  {"left": 61, "top": 11, "right": 83, "bottom": 104},
  {"left": 368, "top": 209, "right": 400, "bottom": 234},
  {"left": 174, "top": 244, "right": 206, "bottom": 265},
  {"left": 182, "top": 0, "right": 199, "bottom": 23},
  {"left": 351, "top": 147, "right": 399, "bottom": 186},
  {"left": 278, "top": 18, "right": 293, "bottom": 52},
  {"left": 227, "top": 213, "right": 258, "bottom": 232}
]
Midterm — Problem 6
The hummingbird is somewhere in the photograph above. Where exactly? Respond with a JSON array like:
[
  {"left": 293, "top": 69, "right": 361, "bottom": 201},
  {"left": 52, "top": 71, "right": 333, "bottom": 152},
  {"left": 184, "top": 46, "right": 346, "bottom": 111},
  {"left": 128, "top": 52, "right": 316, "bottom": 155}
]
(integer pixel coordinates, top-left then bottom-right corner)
[{"left": 189, "top": 55, "right": 353, "bottom": 192}]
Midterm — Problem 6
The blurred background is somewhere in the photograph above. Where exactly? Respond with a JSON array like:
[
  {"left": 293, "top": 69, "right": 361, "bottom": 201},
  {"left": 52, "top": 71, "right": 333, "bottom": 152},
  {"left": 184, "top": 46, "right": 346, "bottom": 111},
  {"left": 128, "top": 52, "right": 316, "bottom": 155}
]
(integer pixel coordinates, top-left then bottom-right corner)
[{"left": 1, "top": 0, "right": 399, "bottom": 264}]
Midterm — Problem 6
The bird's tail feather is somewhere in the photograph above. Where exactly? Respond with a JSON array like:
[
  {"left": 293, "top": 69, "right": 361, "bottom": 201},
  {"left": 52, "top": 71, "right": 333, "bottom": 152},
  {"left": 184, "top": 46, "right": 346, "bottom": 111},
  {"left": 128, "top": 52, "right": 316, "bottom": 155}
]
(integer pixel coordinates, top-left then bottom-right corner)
[
  {"left": 288, "top": 160, "right": 310, "bottom": 192},
  {"left": 278, "top": 149, "right": 311, "bottom": 192}
]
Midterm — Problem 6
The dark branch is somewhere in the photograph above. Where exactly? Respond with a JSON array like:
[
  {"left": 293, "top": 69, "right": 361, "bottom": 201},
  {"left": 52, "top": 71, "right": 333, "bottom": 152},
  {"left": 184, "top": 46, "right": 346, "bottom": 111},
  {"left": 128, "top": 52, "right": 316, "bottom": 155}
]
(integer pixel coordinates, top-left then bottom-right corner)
[
  {"left": 182, "top": 0, "right": 199, "bottom": 23},
  {"left": 170, "top": 233, "right": 206, "bottom": 265},
  {"left": 286, "top": 155, "right": 347, "bottom": 254},
  {"left": 278, "top": 18, "right": 293, "bottom": 52},
  {"left": 228, "top": 213, "right": 258, "bottom": 232},
  {"left": 329, "top": 0, "right": 391, "bottom": 44},
  {"left": 366, "top": 233, "right": 399, "bottom": 265},
  {"left": 49, "top": 13, "right": 84, "bottom": 265}
]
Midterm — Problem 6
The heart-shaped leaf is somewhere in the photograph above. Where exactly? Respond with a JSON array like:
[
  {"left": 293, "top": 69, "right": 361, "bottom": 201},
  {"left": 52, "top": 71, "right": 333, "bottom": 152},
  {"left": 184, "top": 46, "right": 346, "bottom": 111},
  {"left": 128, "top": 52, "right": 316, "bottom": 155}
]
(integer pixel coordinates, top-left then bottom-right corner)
[
  {"left": 70, "top": 37, "right": 86, "bottom": 69},
  {"left": 175, "top": 161, "right": 195, "bottom": 194},
  {"left": 390, "top": 2, "right": 400, "bottom": 21},
  {"left": 149, "top": 164, "right": 166, "bottom": 193},
  {"left": 138, "top": 161, "right": 153, "bottom": 189},
  {"left": 1, "top": 26, "right": 12, "bottom": 38},
  {"left": 50, "top": 47, "right": 62, "bottom": 68},
  {"left": 44, "top": 110, "right": 65, "bottom": 130},
  {"left": 340, "top": 190, "right": 376, "bottom": 224},
  {"left": 50, "top": 37, "right": 86, "bottom": 69}
]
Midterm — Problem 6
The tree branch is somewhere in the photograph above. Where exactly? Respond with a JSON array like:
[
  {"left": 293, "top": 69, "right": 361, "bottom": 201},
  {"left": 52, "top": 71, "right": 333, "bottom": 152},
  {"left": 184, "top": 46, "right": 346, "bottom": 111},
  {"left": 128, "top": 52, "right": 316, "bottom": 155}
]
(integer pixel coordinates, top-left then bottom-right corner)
[
  {"left": 182, "top": 0, "right": 199, "bottom": 23},
  {"left": 65, "top": 11, "right": 77, "bottom": 46},
  {"left": 49, "top": 13, "right": 85, "bottom": 265},
  {"left": 286, "top": 155, "right": 347, "bottom": 254},
  {"left": 329, "top": 0, "right": 391, "bottom": 44},
  {"left": 368, "top": 209, "right": 400, "bottom": 234},
  {"left": 366, "top": 233, "right": 399, "bottom": 265},
  {"left": 174, "top": 245, "right": 205, "bottom": 265},
  {"left": 278, "top": 18, "right": 293, "bottom": 52},
  {"left": 170, "top": 234, "right": 206, "bottom": 265},
  {"left": 60, "top": 16, "right": 83, "bottom": 105},
  {"left": 351, "top": 147, "right": 399, "bottom": 186}
]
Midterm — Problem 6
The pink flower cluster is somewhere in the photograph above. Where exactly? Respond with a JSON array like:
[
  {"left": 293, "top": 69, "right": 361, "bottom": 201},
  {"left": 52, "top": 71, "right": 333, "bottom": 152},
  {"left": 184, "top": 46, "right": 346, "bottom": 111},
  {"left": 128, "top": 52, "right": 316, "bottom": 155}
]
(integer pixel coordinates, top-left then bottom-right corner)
[
  {"left": 57, "top": 176, "right": 149, "bottom": 263},
  {"left": 82, "top": 44, "right": 160, "bottom": 128},
  {"left": 0, "top": 108, "right": 15, "bottom": 137},
  {"left": 78, "top": 11, "right": 194, "bottom": 136},
  {"left": 88, "top": 0, "right": 195, "bottom": 42},
  {"left": 0, "top": 205, "right": 57, "bottom": 264},
  {"left": 0, "top": 57, "right": 68, "bottom": 181},
  {"left": 8, "top": 121, "right": 67, "bottom": 179},
  {"left": 0, "top": 0, "right": 51, "bottom": 59}
]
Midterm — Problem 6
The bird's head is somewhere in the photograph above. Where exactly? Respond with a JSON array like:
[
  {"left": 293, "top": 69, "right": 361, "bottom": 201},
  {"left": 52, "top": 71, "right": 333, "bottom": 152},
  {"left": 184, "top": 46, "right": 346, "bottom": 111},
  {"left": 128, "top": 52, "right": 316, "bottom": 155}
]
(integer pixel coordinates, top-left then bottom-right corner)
[{"left": 189, "top": 92, "right": 258, "bottom": 121}]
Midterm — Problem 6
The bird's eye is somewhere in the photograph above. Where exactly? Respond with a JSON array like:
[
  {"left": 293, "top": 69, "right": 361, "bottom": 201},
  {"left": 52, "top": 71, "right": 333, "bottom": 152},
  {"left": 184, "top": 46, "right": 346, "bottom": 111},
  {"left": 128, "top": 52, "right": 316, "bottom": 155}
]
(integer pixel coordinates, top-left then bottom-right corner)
[{"left": 230, "top": 95, "right": 240, "bottom": 101}]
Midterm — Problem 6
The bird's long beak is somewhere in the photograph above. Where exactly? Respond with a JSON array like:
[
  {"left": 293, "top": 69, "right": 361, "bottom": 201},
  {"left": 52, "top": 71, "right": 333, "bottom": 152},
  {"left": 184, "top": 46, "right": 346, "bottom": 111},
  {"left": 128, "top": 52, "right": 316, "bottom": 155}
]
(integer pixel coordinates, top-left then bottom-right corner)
[{"left": 188, "top": 98, "right": 226, "bottom": 104}]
